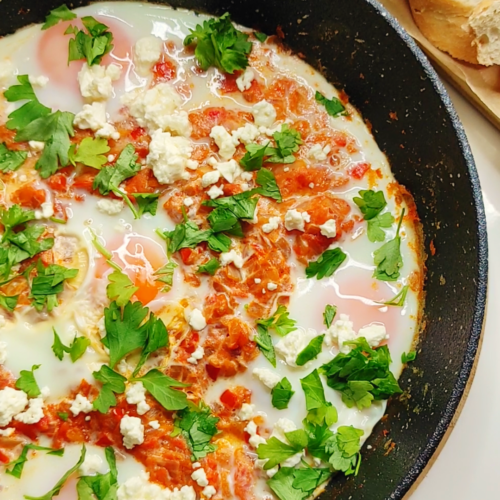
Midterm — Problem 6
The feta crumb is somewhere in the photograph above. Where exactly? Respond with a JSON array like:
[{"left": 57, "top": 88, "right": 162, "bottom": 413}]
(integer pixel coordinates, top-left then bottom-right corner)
[
  {"left": 149, "top": 420, "right": 160, "bottom": 429},
  {"left": 308, "top": 143, "right": 331, "bottom": 162},
  {"left": 85, "top": 416, "right": 91, "bottom": 421},
  {"left": 282, "top": 451, "right": 304, "bottom": 468},
  {"left": 244, "top": 420, "right": 266, "bottom": 448},
  {"left": 201, "top": 170, "right": 221, "bottom": 187},
  {"left": 0, "top": 388, "right": 28, "bottom": 426},
  {"left": 0, "top": 427, "right": 14, "bottom": 437},
  {"left": 126, "top": 382, "right": 151, "bottom": 416},
  {"left": 211, "top": 159, "right": 242, "bottom": 183},
  {"left": 192, "top": 462, "right": 201, "bottom": 469},
  {"left": 187, "top": 345, "right": 205, "bottom": 365},
  {"left": 188, "top": 308, "right": 207, "bottom": 331},
  {"left": 320, "top": 219, "right": 337, "bottom": 238},
  {"left": 240, "top": 171, "right": 253, "bottom": 181},
  {"left": 309, "top": 183, "right": 315, "bottom": 189},
  {"left": 267, "top": 282, "right": 278, "bottom": 291},
  {"left": 210, "top": 125, "right": 239, "bottom": 160},
  {"left": 97, "top": 198, "right": 124, "bottom": 216},
  {"left": 117, "top": 471, "right": 196, "bottom": 500},
  {"left": 120, "top": 415, "right": 145, "bottom": 449},
  {"left": 133, "top": 36, "right": 163, "bottom": 76},
  {"left": 238, "top": 403, "right": 255, "bottom": 421},
  {"left": 191, "top": 467, "right": 209, "bottom": 487},
  {"left": 284, "top": 167, "right": 290, "bottom": 172},
  {"left": 0, "top": 341, "right": 6, "bottom": 365},
  {"left": 284, "top": 209, "right": 310, "bottom": 232},
  {"left": 147, "top": 130, "right": 196, "bottom": 184},
  {"left": 270, "top": 418, "right": 297, "bottom": 442},
  {"left": 220, "top": 250, "right": 244, "bottom": 269},
  {"left": 232, "top": 123, "right": 260, "bottom": 145},
  {"left": 107, "top": 154, "right": 115, "bottom": 162},
  {"left": 14, "top": 397, "right": 44, "bottom": 424},
  {"left": 74, "top": 102, "right": 109, "bottom": 132},
  {"left": 203, "top": 485, "right": 217, "bottom": 499},
  {"left": 95, "top": 122, "right": 120, "bottom": 140},
  {"left": 78, "top": 63, "right": 121, "bottom": 101},
  {"left": 262, "top": 216, "right": 280, "bottom": 234},
  {"left": 275, "top": 328, "right": 320, "bottom": 367},
  {"left": 34, "top": 201, "right": 54, "bottom": 220},
  {"left": 207, "top": 185, "right": 224, "bottom": 199},
  {"left": 29, "top": 75, "right": 49, "bottom": 88},
  {"left": 236, "top": 67, "right": 255, "bottom": 92},
  {"left": 358, "top": 324, "right": 389, "bottom": 348},
  {"left": 183, "top": 197, "right": 194, "bottom": 207},
  {"left": 70, "top": 394, "right": 93, "bottom": 417},
  {"left": 80, "top": 454, "right": 104, "bottom": 476},
  {"left": 252, "top": 368, "right": 281, "bottom": 389},
  {"left": 40, "top": 386, "right": 51, "bottom": 399},
  {"left": 254, "top": 278, "right": 261, "bottom": 284},
  {"left": 29, "top": 140, "right": 45, "bottom": 152},
  {"left": 324, "top": 314, "right": 357, "bottom": 353},
  {"left": 252, "top": 100, "right": 277, "bottom": 127}
]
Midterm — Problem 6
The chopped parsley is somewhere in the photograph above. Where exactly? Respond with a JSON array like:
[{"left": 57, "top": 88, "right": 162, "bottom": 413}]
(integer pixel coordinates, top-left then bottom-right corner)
[
  {"left": 240, "top": 143, "right": 271, "bottom": 171},
  {"left": 0, "top": 142, "right": 27, "bottom": 172},
  {"left": 254, "top": 32, "right": 267, "bottom": 42},
  {"left": 305, "top": 248, "right": 347, "bottom": 280},
  {"left": 42, "top": 5, "right": 76, "bottom": 30},
  {"left": 184, "top": 12, "right": 252, "bottom": 74},
  {"left": 52, "top": 328, "right": 90, "bottom": 362},
  {"left": 321, "top": 337, "right": 402, "bottom": 409},
  {"left": 0, "top": 293, "right": 18, "bottom": 312},
  {"left": 296, "top": 335, "right": 325, "bottom": 366},
  {"left": 271, "top": 377, "right": 294, "bottom": 410},
  {"left": 164, "top": 219, "right": 212, "bottom": 255},
  {"left": 268, "top": 466, "right": 332, "bottom": 500},
  {"left": 382, "top": 285, "right": 409, "bottom": 307},
  {"left": 402, "top": 351, "right": 417, "bottom": 363},
  {"left": 6, "top": 444, "right": 63, "bottom": 479},
  {"left": 367, "top": 212, "right": 394, "bottom": 242},
  {"left": 300, "top": 369, "right": 337, "bottom": 426},
  {"left": 15, "top": 364, "right": 41, "bottom": 397},
  {"left": 257, "top": 435, "right": 305, "bottom": 470},
  {"left": 256, "top": 305, "right": 297, "bottom": 337},
  {"left": 326, "top": 426, "right": 363, "bottom": 475},
  {"left": 132, "top": 193, "right": 160, "bottom": 217},
  {"left": 92, "top": 365, "right": 126, "bottom": 414},
  {"left": 353, "top": 190, "right": 394, "bottom": 242},
  {"left": 68, "top": 137, "right": 110, "bottom": 169},
  {"left": 153, "top": 262, "right": 177, "bottom": 291},
  {"left": 323, "top": 304, "right": 337, "bottom": 329},
  {"left": 106, "top": 269, "right": 139, "bottom": 307},
  {"left": 254, "top": 324, "right": 276, "bottom": 367},
  {"left": 315, "top": 91, "right": 347, "bottom": 118},
  {"left": 253, "top": 168, "right": 282, "bottom": 202},
  {"left": 197, "top": 258, "right": 220, "bottom": 276},
  {"left": 77, "top": 447, "right": 117, "bottom": 500}
]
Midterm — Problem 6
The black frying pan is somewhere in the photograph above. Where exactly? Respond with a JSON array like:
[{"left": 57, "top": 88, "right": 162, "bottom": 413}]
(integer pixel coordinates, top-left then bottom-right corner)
[{"left": 0, "top": 1, "right": 488, "bottom": 499}]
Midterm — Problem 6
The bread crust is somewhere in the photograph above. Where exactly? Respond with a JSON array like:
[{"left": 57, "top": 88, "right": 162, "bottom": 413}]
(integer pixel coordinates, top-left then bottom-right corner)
[{"left": 409, "top": 0, "right": 479, "bottom": 63}]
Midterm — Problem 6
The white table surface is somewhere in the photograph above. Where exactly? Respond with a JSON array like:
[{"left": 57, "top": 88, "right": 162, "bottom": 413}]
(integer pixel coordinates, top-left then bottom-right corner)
[{"left": 410, "top": 84, "right": 498, "bottom": 499}]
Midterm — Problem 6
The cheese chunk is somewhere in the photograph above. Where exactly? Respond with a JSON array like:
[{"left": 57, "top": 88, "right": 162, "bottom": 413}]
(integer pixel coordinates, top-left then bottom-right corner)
[
  {"left": 0, "top": 387, "right": 28, "bottom": 426},
  {"left": 134, "top": 36, "right": 163, "bottom": 75},
  {"left": 78, "top": 63, "right": 121, "bottom": 101},
  {"left": 275, "top": 328, "right": 319, "bottom": 367},
  {"left": 252, "top": 100, "right": 277, "bottom": 127},
  {"left": 120, "top": 415, "right": 145, "bottom": 449}
]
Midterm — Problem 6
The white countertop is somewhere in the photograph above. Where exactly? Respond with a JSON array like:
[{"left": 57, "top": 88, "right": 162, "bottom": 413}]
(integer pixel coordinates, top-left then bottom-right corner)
[{"left": 410, "top": 84, "right": 498, "bottom": 499}]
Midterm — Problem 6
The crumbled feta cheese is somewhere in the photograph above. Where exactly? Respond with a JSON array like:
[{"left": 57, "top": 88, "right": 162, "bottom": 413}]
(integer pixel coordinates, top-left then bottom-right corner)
[
  {"left": 149, "top": 420, "right": 160, "bottom": 430},
  {"left": 34, "top": 201, "right": 54, "bottom": 220},
  {"left": 236, "top": 67, "right": 255, "bottom": 92},
  {"left": 78, "top": 63, "right": 121, "bottom": 101},
  {"left": 275, "top": 328, "right": 319, "bottom": 367},
  {"left": 183, "top": 197, "right": 194, "bottom": 207},
  {"left": 358, "top": 324, "right": 389, "bottom": 348},
  {"left": 0, "top": 427, "right": 14, "bottom": 437},
  {"left": 147, "top": 130, "right": 196, "bottom": 184},
  {"left": 201, "top": 170, "right": 221, "bottom": 187},
  {"left": 207, "top": 185, "right": 224, "bottom": 199},
  {"left": 107, "top": 154, "right": 115, "bottom": 162},
  {"left": 202, "top": 486, "right": 217, "bottom": 499},
  {"left": 191, "top": 468, "right": 209, "bottom": 487},
  {"left": 40, "top": 386, "right": 51, "bottom": 399},
  {"left": 95, "top": 122, "right": 120, "bottom": 140},
  {"left": 29, "top": 140, "right": 45, "bottom": 151},
  {"left": 188, "top": 308, "right": 207, "bottom": 331},
  {"left": 270, "top": 418, "right": 297, "bottom": 442},
  {"left": 284, "top": 209, "right": 310, "bottom": 232},
  {"left": 232, "top": 123, "right": 260, "bottom": 145},
  {"left": 212, "top": 159, "right": 242, "bottom": 183},
  {"left": 133, "top": 36, "right": 163, "bottom": 75},
  {"left": 187, "top": 345, "right": 205, "bottom": 365},
  {"left": 29, "top": 75, "right": 49, "bottom": 88},
  {"left": 117, "top": 471, "right": 196, "bottom": 500},
  {"left": 126, "top": 382, "right": 151, "bottom": 416},
  {"left": 282, "top": 451, "right": 304, "bottom": 468},
  {"left": 121, "top": 83, "right": 191, "bottom": 136},
  {"left": 262, "top": 216, "right": 280, "bottom": 234},
  {"left": 220, "top": 250, "right": 244, "bottom": 269},
  {"left": 240, "top": 171, "right": 253, "bottom": 181},
  {"left": 0, "top": 341, "right": 6, "bottom": 364},
  {"left": 309, "top": 183, "right": 315, "bottom": 189},
  {"left": 80, "top": 454, "right": 104, "bottom": 476},
  {"left": 192, "top": 462, "right": 201, "bottom": 469},
  {"left": 70, "top": 394, "right": 94, "bottom": 416},
  {"left": 210, "top": 125, "right": 239, "bottom": 160},
  {"left": 308, "top": 144, "right": 331, "bottom": 162},
  {"left": 254, "top": 278, "right": 262, "bottom": 284},
  {"left": 244, "top": 420, "right": 266, "bottom": 448},
  {"left": 74, "top": 102, "right": 118, "bottom": 140},
  {"left": 0, "top": 59, "right": 15, "bottom": 88},
  {"left": 97, "top": 198, "right": 124, "bottom": 216},
  {"left": 324, "top": 314, "right": 357, "bottom": 353},
  {"left": 0, "top": 388, "right": 28, "bottom": 426},
  {"left": 252, "top": 368, "right": 281, "bottom": 389},
  {"left": 267, "top": 282, "right": 278, "bottom": 291},
  {"left": 252, "top": 100, "right": 277, "bottom": 127},
  {"left": 238, "top": 403, "right": 255, "bottom": 421},
  {"left": 320, "top": 219, "right": 337, "bottom": 238},
  {"left": 120, "top": 415, "right": 145, "bottom": 449},
  {"left": 14, "top": 397, "right": 44, "bottom": 424}
]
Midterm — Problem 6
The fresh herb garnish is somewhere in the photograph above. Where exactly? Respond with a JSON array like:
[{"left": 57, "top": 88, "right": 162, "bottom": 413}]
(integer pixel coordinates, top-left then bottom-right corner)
[
  {"left": 0, "top": 143, "right": 27, "bottom": 172},
  {"left": 106, "top": 269, "right": 138, "bottom": 307},
  {"left": 296, "top": 335, "right": 325, "bottom": 366},
  {"left": 197, "top": 258, "right": 220, "bottom": 275},
  {"left": 69, "top": 137, "right": 110, "bottom": 169},
  {"left": 315, "top": 91, "right": 347, "bottom": 118},
  {"left": 6, "top": 444, "right": 63, "bottom": 479},
  {"left": 257, "top": 435, "right": 305, "bottom": 470},
  {"left": 76, "top": 447, "right": 117, "bottom": 500},
  {"left": 52, "top": 328, "right": 90, "bottom": 362},
  {"left": 184, "top": 12, "right": 252, "bottom": 74},
  {"left": 42, "top": 5, "right": 76, "bottom": 30},
  {"left": 253, "top": 168, "right": 282, "bottom": 202},
  {"left": 254, "top": 32, "right": 267, "bottom": 42},
  {"left": 132, "top": 193, "right": 160, "bottom": 217},
  {"left": 353, "top": 190, "right": 393, "bottom": 242},
  {"left": 256, "top": 305, "right": 297, "bottom": 337},
  {"left": 153, "top": 262, "right": 177, "bottom": 291},
  {"left": 305, "top": 248, "right": 347, "bottom": 280},
  {"left": 0, "top": 293, "right": 18, "bottom": 312},
  {"left": 326, "top": 426, "right": 363, "bottom": 475},
  {"left": 268, "top": 466, "right": 332, "bottom": 500},
  {"left": 401, "top": 351, "right": 417, "bottom": 363},
  {"left": 254, "top": 324, "right": 276, "bottom": 367},
  {"left": 92, "top": 365, "right": 127, "bottom": 414},
  {"left": 271, "top": 377, "right": 294, "bottom": 410},
  {"left": 58, "top": 412, "right": 68, "bottom": 421},
  {"left": 373, "top": 210, "right": 405, "bottom": 281},
  {"left": 382, "top": 285, "right": 409, "bottom": 307},
  {"left": 323, "top": 305, "right": 337, "bottom": 329},
  {"left": 164, "top": 219, "right": 212, "bottom": 255},
  {"left": 367, "top": 212, "right": 394, "bottom": 242},
  {"left": 203, "top": 191, "right": 259, "bottom": 232},
  {"left": 240, "top": 143, "right": 271, "bottom": 171},
  {"left": 15, "top": 364, "right": 41, "bottom": 397},
  {"left": 133, "top": 312, "right": 168, "bottom": 376}
]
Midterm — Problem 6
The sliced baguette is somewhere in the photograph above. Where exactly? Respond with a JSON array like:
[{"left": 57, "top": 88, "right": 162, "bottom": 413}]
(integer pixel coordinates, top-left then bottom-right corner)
[{"left": 408, "top": 0, "right": 500, "bottom": 65}]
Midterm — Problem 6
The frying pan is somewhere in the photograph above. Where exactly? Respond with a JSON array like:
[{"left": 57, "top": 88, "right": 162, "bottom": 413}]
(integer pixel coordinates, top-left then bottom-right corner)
[{"left": 0, "top": 0, "right": 488, "bottom": 498}]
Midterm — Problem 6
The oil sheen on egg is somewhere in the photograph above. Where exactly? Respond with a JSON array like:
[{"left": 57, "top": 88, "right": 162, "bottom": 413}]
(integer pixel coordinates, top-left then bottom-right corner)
[{"left": 0, "top": 2, "right": 424, "bottom": 500}]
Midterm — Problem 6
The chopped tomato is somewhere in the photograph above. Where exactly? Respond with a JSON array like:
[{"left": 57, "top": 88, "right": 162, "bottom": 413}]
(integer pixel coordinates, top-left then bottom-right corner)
[
  {"left": 203, "top": 293, "right": 234, "bottom": 324},
  {"left": 242, "top": 79, "right": 264, "bottom": 103},
  {"left": 123, "top": 168, "right": 161, "bottom": 194},
  {"left": 220, "top": 386, "right": 251, "bottom": 410},
  {"left": 349, "top": 162, "right": 370, "bottom": 179},
  {"left": 46, "top": 172, "right": 68, "bottom": 192},
  {"left": 11, "top": 185, "right": 46, "bottom": 208},
  {"left": 218, "top": 73, "right": 239, "bottom": 93},
  {"left": 152, "top": 58, "right": 177, "bottom": 84}
]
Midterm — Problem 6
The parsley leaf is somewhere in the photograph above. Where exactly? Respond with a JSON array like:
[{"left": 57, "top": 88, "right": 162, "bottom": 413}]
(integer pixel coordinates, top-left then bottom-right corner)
[
  {"left": 197, "top": 258, "right": 220, "bottom": 275},
  {"left": 66, "top": 17, "right": 114, "bottom": 66},
  {"left": 134, "top": 369, "right": 189, "bottom": 411},
  {"left": 382, "top": 285, "right": 409, "bottom": 307},
  {"left": 315, "top": 91, "right": 348, "bottom": 118},
  {"left": 305, "top": 248, "right": 347, "bottom": 280},
  {"left": 367, "top": 212, "right": 394, "bottom": 242},
  {"left": 15, "top": 364, "right": 41, "bottom": 397},
  {"left": 292, "top": 467, "right": 332, "bottom": 494},
  {"left": 92, "top": 365, "right": 127, "bottom": 414},
  {"left": 303, "top": 418, "right": 334, "bottom": 462},
  {"left": 321, "top": 337, "right": 402, "bottom": 409},
  {"left": 256, "top": 305, "right": 297, "bottom": 337},
  {"left": 69, "top": 137, "right": 110, "bottom": 169},
  {"left": 203, "top": 191, "right": 259, "bottom": 230},
  {"left": 1, "top": 204, "right": 35, "bottom": 234},
  {"left": 6, "top": 444, "right": 63, "bottom": 479},
  {"left": 254, "top": 324, "right": 276, "bottom": 367},
  {"left": 153, "top": 262, "right": 177, "bottom": 292},
  {"left": 133, "top": 313, "right": 169, "bottom": 376},
  {"left": 173, "top": 402, "right": 220, "bottom": 460},
  {"left": 106, "top": 269, "right": 139, "bottom": 307},
  {"left": 164, "top": 220, "right": 212, "bottom": 254},
  {"left": 207, "top": 232, "right": 231, "bottom": 252},
  {"left": 326, "top": 426, "right": 363, "bottom": 474},
  {"left": 58, "top": 412, "right": 69, "bottom": 421},
  {"left": 101, "top": 300, "right": 149, "bottom": 368},
  {"left": 42, "top": 5, "right": 76, "bottom": 30},
  {"left": 271, "top": 377, "right": 294, "bottom": 410},
  {"left": 24, "top": 445, "right": 86, "bottom": 500},
  {"left": 0, "top": 293, "right": 18, "bottom": 312},
  {"left": 257, "top": 436, "right": 305, "bottom": 470},
  {"left": 239, "top": 142, "right": 271, "bottom": 171},
  {"left": 300, "top": 369, "right": 329, "bottom": 412},
  {"left": 296, "top": 335, "right": 325, "bottom": 366},
  {"left": 267, "top": 124, "right": 303, "bottom": 164},
  {"left": 52, "top": 328, "right": 90, "bottom": 362},
  {"left": 253, "top": 168, "right": 282, "bottom": 202},
  {"left": 373, "top": 210, "right": 405, "bottom": 281},
  {"left": 267, "top": 467, "right": 309, "bottom": 500},
  {"left": 132, "top": 193, "right": 159, "bottom": 217},
  {"left": 353, "top": 190, "right": 387, "bottom": 220},
  {"left": 254, "top": 32, "right": 267, "bottom": 42},
  {"left": 76, "top": 447, "right": 117, "bottom": 500},
  {"left": 323, "top": 305, "right": 337, "bottom": 329},
  {"left": 402, "top": 351, "right": 417, "bottom": 363},
  {"left": 184, "top": 12, "right": 252, "bottom": 74},
  {"left": 0, "top": 143, "right": 27, "bottom": 172}
]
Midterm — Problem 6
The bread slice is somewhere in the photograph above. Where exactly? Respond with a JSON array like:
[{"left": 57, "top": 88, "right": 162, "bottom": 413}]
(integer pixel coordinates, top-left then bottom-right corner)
[{"left": 408, "top": 0, "right": 500, "bottom": 66}]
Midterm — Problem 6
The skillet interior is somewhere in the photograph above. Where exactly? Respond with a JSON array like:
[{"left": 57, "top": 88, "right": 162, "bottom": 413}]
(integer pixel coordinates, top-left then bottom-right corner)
[{"left": 0, "top": 0, "right": 488, "bottom": 498}]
